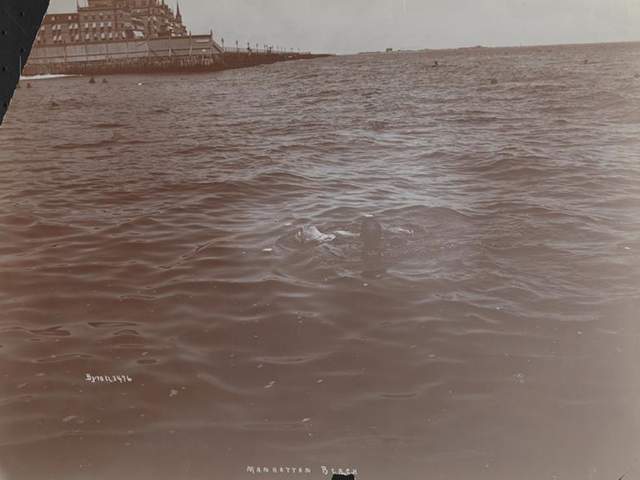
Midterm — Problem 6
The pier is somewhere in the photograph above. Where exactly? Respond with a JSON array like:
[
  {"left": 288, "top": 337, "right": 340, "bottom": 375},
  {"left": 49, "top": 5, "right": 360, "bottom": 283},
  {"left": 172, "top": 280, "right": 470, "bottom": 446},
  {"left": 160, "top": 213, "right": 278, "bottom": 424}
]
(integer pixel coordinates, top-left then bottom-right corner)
[
  {"left": 24, "top": 33, "right": 330, "bottom": 76},
  {"left": 222, "top": 49, "right": 330, "bottom": 70}
]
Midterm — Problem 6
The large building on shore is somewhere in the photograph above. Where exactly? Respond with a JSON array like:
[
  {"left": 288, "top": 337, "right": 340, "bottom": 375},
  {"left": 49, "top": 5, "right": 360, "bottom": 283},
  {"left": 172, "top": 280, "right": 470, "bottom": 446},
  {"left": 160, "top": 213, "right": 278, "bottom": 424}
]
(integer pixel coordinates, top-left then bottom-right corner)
[
  {"left": 35, "top": 0, "right": 188, "bottom": 46},
  {"left": 24, "top": 0, "right": 318, "bottom": 77}
]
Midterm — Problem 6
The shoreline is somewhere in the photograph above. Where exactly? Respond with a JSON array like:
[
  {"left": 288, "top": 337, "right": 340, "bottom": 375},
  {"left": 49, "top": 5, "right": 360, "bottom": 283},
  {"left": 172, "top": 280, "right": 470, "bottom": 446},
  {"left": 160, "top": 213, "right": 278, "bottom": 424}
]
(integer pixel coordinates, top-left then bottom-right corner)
[{"left": 23, "top": 51, "right": 333, "bottom": 77}]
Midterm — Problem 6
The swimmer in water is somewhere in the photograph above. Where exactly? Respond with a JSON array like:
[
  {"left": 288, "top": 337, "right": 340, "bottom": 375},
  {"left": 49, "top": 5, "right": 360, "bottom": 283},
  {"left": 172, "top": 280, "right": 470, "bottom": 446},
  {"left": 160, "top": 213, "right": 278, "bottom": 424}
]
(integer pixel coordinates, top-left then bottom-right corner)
[
  {"left": 291, "top": 217, "right": 387, "bottom": 258},
  {"left": 295, "top": 225, "right": 336, "bottom": 244}
]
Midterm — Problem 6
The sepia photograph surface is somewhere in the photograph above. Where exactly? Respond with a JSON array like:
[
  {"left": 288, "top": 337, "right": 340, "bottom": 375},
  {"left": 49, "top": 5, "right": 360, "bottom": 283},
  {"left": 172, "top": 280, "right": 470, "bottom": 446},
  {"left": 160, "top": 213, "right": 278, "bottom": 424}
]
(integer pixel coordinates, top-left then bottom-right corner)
[{"left": 1, "top": 1, "right": 640, "bottom": 479}]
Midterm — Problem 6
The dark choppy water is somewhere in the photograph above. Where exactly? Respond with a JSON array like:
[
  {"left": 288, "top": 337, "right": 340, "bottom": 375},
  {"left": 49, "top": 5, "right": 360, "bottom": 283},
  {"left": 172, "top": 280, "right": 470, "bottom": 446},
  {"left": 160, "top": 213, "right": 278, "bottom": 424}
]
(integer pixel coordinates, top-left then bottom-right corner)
[{"left": 1, "top": 43, "right": 640, "bottom": 480}]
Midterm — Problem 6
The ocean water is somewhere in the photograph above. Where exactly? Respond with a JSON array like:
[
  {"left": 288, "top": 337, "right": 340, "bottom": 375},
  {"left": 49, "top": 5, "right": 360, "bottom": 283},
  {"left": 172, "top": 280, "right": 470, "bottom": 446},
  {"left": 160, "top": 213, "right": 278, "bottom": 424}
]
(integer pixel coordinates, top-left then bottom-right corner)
[{"left": 1, "top": 43, "right": 640, "bottom": 480}]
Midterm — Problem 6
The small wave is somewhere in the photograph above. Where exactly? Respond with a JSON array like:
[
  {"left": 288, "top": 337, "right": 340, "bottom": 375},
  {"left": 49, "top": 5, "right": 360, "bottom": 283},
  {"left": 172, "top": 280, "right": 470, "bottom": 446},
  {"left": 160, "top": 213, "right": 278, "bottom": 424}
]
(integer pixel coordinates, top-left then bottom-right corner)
[
  {"left": 92, "top": 122, "right": 126, "bottom": 129},
  {"left": 52, "top": 139, "right": 116, "bottom": 150},
  {"left": 20, "top": 74, "right": 76, "bottom": 81},
  {"left": 380, "top": 205, "right": 475, "bottom": 226}
]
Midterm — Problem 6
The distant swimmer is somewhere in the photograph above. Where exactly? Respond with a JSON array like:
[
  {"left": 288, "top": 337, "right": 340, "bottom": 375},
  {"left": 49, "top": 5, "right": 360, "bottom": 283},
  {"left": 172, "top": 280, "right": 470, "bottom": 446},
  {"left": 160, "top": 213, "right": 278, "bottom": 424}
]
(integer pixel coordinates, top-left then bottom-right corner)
[
  {"left": 433, "top": 60, "right": 439, "bottom": 67},
  {"left": 360, "top": 216, "right": 383, "bottom": 254},
  {"left": 26, "top": 82, "right": 32, "bottom": 89},
  {"left": 102, "top": 78, "right": 108, "bottom": 84},
  {"left": 490, "top": 78, "right": 498, "bottom": 85},
  {"left": 89, "top": 76, "right": 96, "bottom": 84}
]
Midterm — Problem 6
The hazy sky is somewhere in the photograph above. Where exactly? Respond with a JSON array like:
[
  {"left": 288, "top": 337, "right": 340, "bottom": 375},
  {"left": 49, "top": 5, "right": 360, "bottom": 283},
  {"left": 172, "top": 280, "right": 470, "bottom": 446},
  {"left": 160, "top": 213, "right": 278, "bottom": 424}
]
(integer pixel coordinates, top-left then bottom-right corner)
[{"left": 48, "top": 0, "right": 640, "bottom": 54}]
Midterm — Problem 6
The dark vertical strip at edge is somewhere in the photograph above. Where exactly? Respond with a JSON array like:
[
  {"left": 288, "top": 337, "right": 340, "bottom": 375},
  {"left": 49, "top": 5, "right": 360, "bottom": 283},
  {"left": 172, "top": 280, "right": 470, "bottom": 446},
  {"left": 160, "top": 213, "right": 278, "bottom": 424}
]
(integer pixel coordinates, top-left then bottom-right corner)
[{"left": 0, "top": 0, "right": 51, "bottom": 125}]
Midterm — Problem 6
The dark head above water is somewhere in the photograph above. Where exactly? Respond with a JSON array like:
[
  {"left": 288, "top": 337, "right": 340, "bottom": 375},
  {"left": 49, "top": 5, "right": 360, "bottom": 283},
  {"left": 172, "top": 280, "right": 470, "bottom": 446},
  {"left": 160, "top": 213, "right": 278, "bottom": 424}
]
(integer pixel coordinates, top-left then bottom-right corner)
[{"left": 360, "top": 216, "right": 383, "bottom": 252}]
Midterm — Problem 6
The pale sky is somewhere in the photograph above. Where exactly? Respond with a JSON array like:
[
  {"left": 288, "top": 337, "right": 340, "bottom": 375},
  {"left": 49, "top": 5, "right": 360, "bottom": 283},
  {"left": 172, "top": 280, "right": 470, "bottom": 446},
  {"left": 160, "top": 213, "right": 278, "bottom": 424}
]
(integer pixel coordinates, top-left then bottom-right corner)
[{"left": 48, "top": 0, "right": 640, "bottom": 54}]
